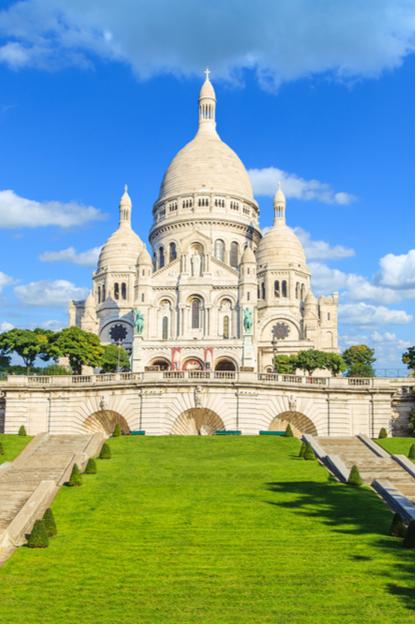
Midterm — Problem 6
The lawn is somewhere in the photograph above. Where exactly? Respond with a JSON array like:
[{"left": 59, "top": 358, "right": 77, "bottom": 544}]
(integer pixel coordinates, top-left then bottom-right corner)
[
  {"left": 0, "top": 434, "right": 32, "bottom": 464},
  {"left": 375, "top": 437, "right": 415, "bottom": 459},
  {"left": 0, "top": 437, "right": 413, "bottom": 624}
]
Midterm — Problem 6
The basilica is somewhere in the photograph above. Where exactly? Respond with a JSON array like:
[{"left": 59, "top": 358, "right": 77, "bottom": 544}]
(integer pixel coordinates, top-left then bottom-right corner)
[{"left": 69, "top": 73, "right": 338, "bottom": 373}]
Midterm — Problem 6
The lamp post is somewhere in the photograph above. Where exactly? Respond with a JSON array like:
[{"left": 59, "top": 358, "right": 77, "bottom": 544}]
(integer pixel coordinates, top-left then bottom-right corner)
[{"left": 116, "top": 339, "right": 122, "bottom": 373}]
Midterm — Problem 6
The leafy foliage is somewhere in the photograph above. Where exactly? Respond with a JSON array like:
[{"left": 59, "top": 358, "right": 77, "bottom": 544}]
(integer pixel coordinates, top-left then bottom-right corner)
[
  {"left": 402, "top": 346, "right": 415, "bottom": 372},
  {"left": 100, "top": 344, "right": 130, "bottom": 373},
  {"left": 296, "top": 350, "right": 328, "bottom": 375},
  {"left": 48, "top": 327, "right": 104, "bottom": 374},
  {"left": 348, "top": 465, "right": 363, "bottom": 486},
  {"left": 274, "top": 350, "right": 346, "bottom": 376},
  {"left": 273, "top": 354, "right": 297, "bottom": 374},
  {"left": 303, "top": 443, "right": 315, "bottom": 460},
  {"left": 66, "top": 463, "right": 82, "bottom": 487},
  {"left": 43, "top": 508, "right": 57, "bottom": 537},
  {"left": 408, "top": 408, "right": 415, "bottom": 436},
  {"left": 99, "top": 443, "right": 112, "bottom": 459},
  {"left": 285, "top": 423, "right": 294, "bottom": 437},
  {"left": 18, "top": 425, "right": 27, "bottom": 436},
  {"left": 408, "top": 443, "right": 415, "bottom": 461},
  {"left": 0, "top": 328, "right": 54, "bottom": 370},
  {"left": 378, "top": 428, "right": 388, "bottom": 439},
  {"left": 113, "top": 423, "right": 122, "bottom": 437},
  {"left": 27, "top": 519, "right": 49, "bottom": 548},
  {"left": 85, "top": 458, "right": 97, "bottom": 474},
  {"left": 342, "top": 345, "right": 376, "bottom": 377}
]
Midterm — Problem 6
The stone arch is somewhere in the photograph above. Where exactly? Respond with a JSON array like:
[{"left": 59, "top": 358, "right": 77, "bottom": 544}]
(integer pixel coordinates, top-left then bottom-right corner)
[
  {"left": 171, "top": 408, "right": 225, "bottom": 435},
  {"left": 269, "top": 411, "right": 318, "bottom": 437},
  {"left": 182, "top": 357, "right": 204, "bottom": 371},
  {"left": 84, "top": 410, "right": 130, "bottom": 436},
  {"left": 149, "top": 357, "right": 171, "bottom": 370},
  {"left": 214, "top": 357, "right": 237, "bottom": 371}
]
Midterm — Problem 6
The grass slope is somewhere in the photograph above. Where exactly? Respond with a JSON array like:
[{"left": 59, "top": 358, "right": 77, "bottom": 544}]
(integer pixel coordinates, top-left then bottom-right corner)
[
  {"left": 0, "top": 437, "right": 413, "bottom": 624},
  {"left": 0, "top": 434, "right": 32, "bottom": 464},
  {"left": 376, "top": 437, "right": 415, "bottom": 459}
]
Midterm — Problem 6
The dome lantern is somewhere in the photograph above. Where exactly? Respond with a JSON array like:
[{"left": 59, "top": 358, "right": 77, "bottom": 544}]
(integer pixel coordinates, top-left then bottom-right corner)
[
  {"left": 274, "top": 182, "right": 286, "bottom": 225},
  {"left": 198, "top": 68, "right": 216, "bottom": 134},
  {"left": 119, "top": 184, "right": 132, "bottom": 227}
]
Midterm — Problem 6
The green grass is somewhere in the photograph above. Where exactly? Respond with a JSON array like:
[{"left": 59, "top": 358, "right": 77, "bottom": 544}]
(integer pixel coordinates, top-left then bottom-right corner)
[
  {"left": 0, "top": 434, "right": 32, "bottom": 464},
  {"left": 0, "top": 437, "right": 414, "bottom": 624},
  {"left": 375, "top": 437, "right": 415, "bottom": 459}
]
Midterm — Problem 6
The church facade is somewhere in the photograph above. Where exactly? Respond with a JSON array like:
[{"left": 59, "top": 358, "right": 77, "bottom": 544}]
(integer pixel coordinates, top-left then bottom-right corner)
[{"left": 69, "top": 74, "right": 338, "bottom": 373}]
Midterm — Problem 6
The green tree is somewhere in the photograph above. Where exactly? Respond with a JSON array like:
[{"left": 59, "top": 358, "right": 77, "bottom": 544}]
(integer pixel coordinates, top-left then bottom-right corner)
[
  {"left": 402, "top": 346, "right": 415, "bottom": 372},
  {"left": 113, "top": 423, "right": 122, "bottom": 437},
  {"left": 0, "top": 354, "right": 11, "bottom": 371},
  {"left": 296, "top": 350, "right": 328, "bottom": 375},
  {"left": 43, "top": 508, "right": 57, "bottom": 537},
  {"left": 273, "top": 354, "right": 297, "bottom": 374},
  {"left": 27, "top": 520, "right": 49, "bottom": 548},
  {"left": 100, "top": 344, "right": 130, "bottom": 373},
  {"left": 84, "top": 458, "right": 97, "bottom": 474},
  {"left": 0, "top": 328, "right": 54, "bottom": 372},
  {"left": 342, "top": 345, "right": 376, "bottom": 377},
  {"left": 285, "top": 423, "right": 294, "bottom": 437},
  {"left": 408, "top": 443, "right": 415, "bottom": 461},
  {"left": 378, "top": 427, "right": 388, "bottom": 439},
  {"left": 325, "top": 352, "right": 347, "bottom": 376},
  {"left": 348, "top": 465, "right": 363, "bottom": 486},
  {"left": 298, "top": 441, "right": 307, "bottom": 457},
  {"left": 99, "top": 443, "right": 112, "bottom": 459},
  {"left": 66, "top": 463, "right": 82, "bottom": 487},
  {"left": 303, "top": 444, "right": 316, "bottom": 460},
  {"left": 48, "top": 327, "right": 104, "bottom": 374},
  {"left": 18, "top": 425, "right": 27, "bottom": 436}
]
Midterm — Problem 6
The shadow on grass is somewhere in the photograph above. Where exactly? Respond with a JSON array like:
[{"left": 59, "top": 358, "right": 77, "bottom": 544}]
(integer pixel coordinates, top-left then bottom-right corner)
[{"left": 264, "top": 479, "right": 415, "bottom": 611}]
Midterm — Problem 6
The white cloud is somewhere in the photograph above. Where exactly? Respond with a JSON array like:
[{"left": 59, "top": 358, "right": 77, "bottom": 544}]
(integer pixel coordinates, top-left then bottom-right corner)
[
  {"left": 0, "top": 321, "right": 14, "bottom": 332},
  {"left": 249, "top": 167, "right": 356, "bottom": 205},
  {"left": 376, "top": 249, "right": 415, "bottom": 289},
  {"left": 0, "top": 189, "right": 104, "bottom": 228},
  {"left": 339, "top": 303, "right": 411, "bottom": 326},
  {"left": 0, "top": 271, "right": 13, "bottom": 292},
  {"left": 14, "top": 280, "right": 88, "bottom": 307},
  {"left": 310, "top": 262, "right": 414, "bottom": 304},
  {"left": 39, "top": 246, "right": 101, "bottom": 267},
  {"left": 38, "top": 319, "right": 64, "bottom": 331},
  {"left": 0, "top": 1, "right": 413, "bottom": 89},
  {"left": 294, "top": 228, "right": 355, "bottom": 260}
]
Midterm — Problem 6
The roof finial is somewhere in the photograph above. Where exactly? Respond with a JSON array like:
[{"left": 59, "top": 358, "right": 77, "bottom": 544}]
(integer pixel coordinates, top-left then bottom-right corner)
[
  {"left": 204, "top": 67, "right": 211, "bottom": 81},
  {"left": 124, "top": 183, "right": 128, "bottom": 193}
]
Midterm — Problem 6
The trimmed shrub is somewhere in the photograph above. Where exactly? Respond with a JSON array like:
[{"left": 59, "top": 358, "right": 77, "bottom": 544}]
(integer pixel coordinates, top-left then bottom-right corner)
[
  {"left": 285, "top": 424, "right": 294, "bottom": 437},
  {"left": 85, "top": 458, "right": 97, "bottom": 474},
  {"left": 378, "top": 427, "right": 388, "bottom": 439},
  {"left": 348, "top": 465, "right": 363, "bottom": 486},
  {"left": 403, "top": 520, "right": 415, "bottom": 549},
  {"left": 43, "top": 508, "right": 57, "bottom": 537},
  {"left": 65, "top": 463, "right": 82, "bottom": 487},
  {"left": 113, "top": 423, "right": 121, "bottom": 437},
  {"left": 408, "top": 443, "right": 415, "bottom": 461},
  {"left": 27, "top": 519, "right": 49, "bottom": 548},
  {"left": 18, "top": 425, "right": 27, "bottom": 436},
  {"left": 303, "top": 444, "right": 315, "bottom": 461},
  {"left": 298, "top": 441, "right": 307, "bottom": 457},
  {"left": 99, "top": 442, "right": 112, "bottom": 460},
  {"left": 390, "top": 513, "right": 406, "bottom": 538},
  {"left": 0, "top": 442, "right": 4, "bottom": 455}
]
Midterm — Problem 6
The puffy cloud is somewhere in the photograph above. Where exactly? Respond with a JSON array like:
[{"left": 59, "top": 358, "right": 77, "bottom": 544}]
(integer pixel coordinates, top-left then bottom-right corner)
[
  {"left": 0, "top": 1, "right": 413, "bottom": 89},
  {"left": 249, "top": 167, "right": 355, "bottom": 205},
  {"left": 38, "top": 319, "right": 64, "bottom": 331},
  {"left": 294, "top": 228, "right": 355, "bottom": 261},
  {"left": 339, "top": 303, "right": 411, "bottom": 326},
  {"left": 0, "top": 189, "right": 104, "bottom": 228},
  {"left": 310, "top": 262, "right": 414, "bottom": 304},
  {"left": 0, "top": 321, "right": 14, "bottom": 332},
  {"left": 376, "top": 249, "right": 415, "bottom": 289},
  {"left": 0, "top": 270, "right": 13, "bottom": 292},
  {"left": 14, "top": 279, "right": 88, "bottom": 307},
  {"left": 39, "top": 246, "right": 101, "bottom": 267}
]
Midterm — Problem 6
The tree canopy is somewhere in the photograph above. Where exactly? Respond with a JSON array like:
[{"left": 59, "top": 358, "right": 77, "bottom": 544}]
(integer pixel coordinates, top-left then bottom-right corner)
[
  {"left": 273, "top": 350, "right": 347, "bottom": 376},
  {"left": 0, "top": 328, "right": 54, "bottom": 370},
  {"left": 402, "top": 346, "right": 415, "bottom": 372},
  {"left": 47, "top": 327, "right": 104, "bottom": 375},
  {"left": 100, "top": 344, "right": 131, "bottom": 372},
  {"left": 342, "top": 345, "right": 376, "bottom": 377}
]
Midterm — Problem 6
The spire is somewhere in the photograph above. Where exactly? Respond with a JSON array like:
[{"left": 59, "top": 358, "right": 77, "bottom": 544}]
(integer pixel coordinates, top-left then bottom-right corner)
[
  {"left": 273, "top": 181, "right": 286, "bottom": 225},
  {"left": 198, "top": 68, "right": 217, "bottom": 134},
  {"left": 119, "top": 184, "right": 132, "bottom": 227}
]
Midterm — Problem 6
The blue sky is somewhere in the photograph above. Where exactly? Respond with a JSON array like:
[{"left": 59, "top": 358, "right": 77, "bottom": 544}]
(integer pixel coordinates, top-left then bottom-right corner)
[{"left": 0, "top": 0, "right": 414, "bottom": 372}]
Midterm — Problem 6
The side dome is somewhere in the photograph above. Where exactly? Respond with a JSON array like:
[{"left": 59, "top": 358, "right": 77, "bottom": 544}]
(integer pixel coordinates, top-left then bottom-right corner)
[
  {"left": 256, "top": 223, "right": 307, "bottom": 268},
  {"left": 97, "top": 186, "right": 144, "bottom": 272}
]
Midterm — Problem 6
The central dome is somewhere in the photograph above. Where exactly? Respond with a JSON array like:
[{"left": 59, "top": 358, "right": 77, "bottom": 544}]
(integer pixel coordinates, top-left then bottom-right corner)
[{"left": 157, "top": 74, "right": 254, "bottom": 205}]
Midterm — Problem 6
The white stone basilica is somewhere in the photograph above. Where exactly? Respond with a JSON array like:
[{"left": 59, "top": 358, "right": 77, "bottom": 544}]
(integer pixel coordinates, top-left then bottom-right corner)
[{"left": 69, "top": 73, "right": 338, "bottom": 373}]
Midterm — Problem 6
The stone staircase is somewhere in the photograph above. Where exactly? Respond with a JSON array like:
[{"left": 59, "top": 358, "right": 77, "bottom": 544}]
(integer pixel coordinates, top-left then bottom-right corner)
[
  {"left": 0, "top": 432, "right": 104, "bottom": 564},
  {"left": 316, "top": 437, "right": 414, "bottom": 502}
]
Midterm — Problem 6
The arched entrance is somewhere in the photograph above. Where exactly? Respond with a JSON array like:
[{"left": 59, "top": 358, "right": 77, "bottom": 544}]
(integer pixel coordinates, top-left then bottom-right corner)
[
  {"left": 171, "top": 408, "right": 225, "bottom": 435},
  {"left": 269, "top": 411, "right": 317, "bottom": 437},
  {"left": 182, "top": 357, "right": 204, "bottom": 371},
  {"left": 84, "top": 410, "right": 130, "bottom": 435},
  {"left": 149, "top": 358, "right": 170, "bottom": 371},
  {"left": 214, "top": 358, "right": 236, "bottom": 371}
]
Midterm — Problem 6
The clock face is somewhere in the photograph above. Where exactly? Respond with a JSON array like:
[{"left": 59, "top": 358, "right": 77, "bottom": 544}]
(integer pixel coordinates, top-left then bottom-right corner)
[
  {"left": 109, "top": 324, "right": 128, "bottom": 342},
  {"left": 272, "top": 322, "right": 290, "bottom": 340}
]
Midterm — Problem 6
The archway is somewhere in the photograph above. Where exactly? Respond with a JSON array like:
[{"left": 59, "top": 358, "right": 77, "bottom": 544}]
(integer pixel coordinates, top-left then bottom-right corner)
[
  {"left": 182, "top": 357, "right": 204, "bottom": 371},
  {"left": 84, "top": 410, "right": 130, "bottom": 435},
  {"left": 171, "top": 408, "right": 225, "bottom": 435},
  {"left": 149, "top": 358, "right": 171, "bottom": 371},
  {"left": 215, "top": 358, "right": 236, "bottom": 371},
  {"left": 269, "top": 411, "right": 317, "bottom": 437}
]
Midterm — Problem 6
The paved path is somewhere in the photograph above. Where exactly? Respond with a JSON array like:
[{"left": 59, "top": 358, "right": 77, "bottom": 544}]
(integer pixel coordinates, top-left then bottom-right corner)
[
  {"left": 316, "top": 436, "right": 414, "bottom": 501},
  {"left": 0, "top": 432, "right": 103, "bottom": 564}
]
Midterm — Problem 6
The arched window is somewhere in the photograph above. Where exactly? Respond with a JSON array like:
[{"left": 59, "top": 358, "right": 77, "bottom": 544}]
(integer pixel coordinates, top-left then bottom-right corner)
[
  {"left": 247, "top": 291, "right": 250, "bottom": 301},
  {"left": 162, "top": 316, "right": 169, "bottom": 340},
  {"left": 230, "top": 241, "right": 239, "bottom": 268},
  {"left": 274, "top": 280, "right": 280, "bottom": 297},
  {"left": 114, "top": 282, "right": 119, "bottom": 300},
  {"left": 121, "top": 283, "right": 127, "bottom": 300},
  {"left": 223, "top": 316, "right": 230, "bottom": 339},
  {"left": 301, "top": 284, "right": 305, "bottom": 300},
  {"left": 102, "top": 286, "right": 106, "bottom": 301},
  {"left": 191, "top": 298, "right": 201, "bottom": 329},
  {"left": 282, "top": 280, "right": 287, "bottom": 297},
  {"left": 169, "top": 242, "right": 177, "bottom": 262},
  {"left": 97, "top": 286, "right": 101, "bottom": 303},
  {"left": 215, "top": 239, "right": 225, "bottom": 262},
  {"left": 141, "top": 293, "right": 145, "bottom": 303},
  {"left": 295, "top": 282, "right": 300, "bottom": 299},
  {"left": 159, "top": 247, "right": 165, "bottom": 268},
  {"left": 261, "top": 282, "right": 266, "bottom": 299}
]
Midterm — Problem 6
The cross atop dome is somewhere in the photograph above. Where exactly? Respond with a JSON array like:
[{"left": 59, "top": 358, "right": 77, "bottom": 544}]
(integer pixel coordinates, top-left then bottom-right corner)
[
  {"left": 198, "top": 69, "right": 216, "bottom": 133},
  {"left": 204, "top": 67, "right": 211, "bottom": 80}
]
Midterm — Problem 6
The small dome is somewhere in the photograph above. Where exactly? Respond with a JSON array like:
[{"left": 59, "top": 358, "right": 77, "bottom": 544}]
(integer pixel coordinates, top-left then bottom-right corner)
[
  {"left": 274, "top": 185, "right": 285, "bottom": 205},
  {"left": 98, "top": 227, "right": 143, "bottom": 271},
  {"left": 120, "top": 185, "right": 132, "bottom": 209},
  {"left": 200, "top": 77, "right": 216, "bottom": 100},
  {"left": 241, "top": 245, "right": 256, "bottom": 263},
  {"left": 256, "top": 223, "right": 306, "bottom": 268},
  {"left": 137, "top": 246, "right": 153, "bottom": 266}
]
